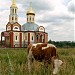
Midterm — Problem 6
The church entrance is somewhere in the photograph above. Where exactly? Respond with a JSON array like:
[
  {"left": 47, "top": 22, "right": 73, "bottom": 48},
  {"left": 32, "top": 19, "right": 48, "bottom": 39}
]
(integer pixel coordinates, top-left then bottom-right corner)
[
  {"left": 1, "top": 32, "right": 10, "bottom": 47},
  {"left": 40, "top": 34, "right": 44, "bottom": 43}
]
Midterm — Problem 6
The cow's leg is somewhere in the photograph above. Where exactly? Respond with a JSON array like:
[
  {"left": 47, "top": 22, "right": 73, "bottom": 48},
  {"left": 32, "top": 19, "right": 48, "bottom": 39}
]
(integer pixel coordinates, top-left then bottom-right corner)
[
  {"left": 27, "top": 50, "right": 34, "bottom": 75},
  {"left": 51, "top": 56, "right": 56, "bottom": 75}
]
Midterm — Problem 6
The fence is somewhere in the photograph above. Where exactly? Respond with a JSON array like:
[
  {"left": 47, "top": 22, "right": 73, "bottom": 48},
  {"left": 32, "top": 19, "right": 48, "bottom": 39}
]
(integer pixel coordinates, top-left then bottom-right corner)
[{"left": 1, "top": 42, "right": 36, "bottom": 48}]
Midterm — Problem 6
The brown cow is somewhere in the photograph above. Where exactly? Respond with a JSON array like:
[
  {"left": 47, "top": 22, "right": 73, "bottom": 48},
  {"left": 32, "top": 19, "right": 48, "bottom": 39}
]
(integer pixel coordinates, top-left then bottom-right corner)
[{"left": 27, "top": 43, "right": 63, "bottom": 75}]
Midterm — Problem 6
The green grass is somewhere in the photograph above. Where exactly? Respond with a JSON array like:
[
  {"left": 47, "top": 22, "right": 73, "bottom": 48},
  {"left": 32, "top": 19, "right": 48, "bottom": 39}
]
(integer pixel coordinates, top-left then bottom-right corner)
[{"left": 0, "top": 48, "right": 75, "bottom": 75}]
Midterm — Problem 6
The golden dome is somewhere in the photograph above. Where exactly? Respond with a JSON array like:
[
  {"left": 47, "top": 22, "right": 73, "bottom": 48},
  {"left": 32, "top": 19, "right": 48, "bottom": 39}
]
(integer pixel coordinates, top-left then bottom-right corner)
[{"left": 27, "top": 2, "right": 35, "bottom": 15}]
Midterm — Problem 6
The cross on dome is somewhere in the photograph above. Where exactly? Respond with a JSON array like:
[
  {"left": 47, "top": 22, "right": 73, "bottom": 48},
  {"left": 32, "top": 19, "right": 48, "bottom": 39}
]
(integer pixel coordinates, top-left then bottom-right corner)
[{"left": 27, "top": 2, "right": 35, "bottom": 15}]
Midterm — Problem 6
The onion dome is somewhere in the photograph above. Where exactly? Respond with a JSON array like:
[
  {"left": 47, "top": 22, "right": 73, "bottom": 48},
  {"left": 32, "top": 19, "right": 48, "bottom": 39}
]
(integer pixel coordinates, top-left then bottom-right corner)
[{"left": 27, "top": 2, "right": 35, "bottom": 15}]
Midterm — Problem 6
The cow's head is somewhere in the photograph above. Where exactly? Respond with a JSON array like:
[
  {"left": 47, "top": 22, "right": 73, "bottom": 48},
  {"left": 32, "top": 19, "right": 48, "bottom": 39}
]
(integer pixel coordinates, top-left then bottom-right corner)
[{"left": 52, "top": 58, "right": 63, "bottom": 75}]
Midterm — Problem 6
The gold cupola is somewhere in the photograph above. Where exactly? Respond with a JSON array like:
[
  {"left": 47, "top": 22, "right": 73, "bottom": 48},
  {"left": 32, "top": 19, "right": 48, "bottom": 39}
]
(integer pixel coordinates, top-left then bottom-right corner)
[
  {"left": 11, "top": 0, "right": 17, "bottom": 7},
  {"left": 27, "top": 2, "right": 35, "bottom": 15}
]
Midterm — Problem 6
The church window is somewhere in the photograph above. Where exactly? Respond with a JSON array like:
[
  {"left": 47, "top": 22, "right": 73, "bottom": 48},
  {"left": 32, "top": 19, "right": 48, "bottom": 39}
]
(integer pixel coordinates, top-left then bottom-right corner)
[
  {"left": 15, "top": 27, "right": 18, "bottom": 29},
  {"left": 12, "top": 17, "right": 14, "bottom": 20},
  {"left": 36, "top": 35, "right": 38, "bottom": 40},
  {"left": 16, "top": 36, "right": 17, "bottom": 40},
  {"left": 32, "top": 36, "right": 33, "bottom": 40},
  {"left": 15, "top": 9, "right": 16, "bottom": 13},
  {"left": 30, "top": 17, "right": 31, "bottom": 21},
  {"left": 33, "top": 17, "right": 34, "bottom": 21},
  {"left": 12, "top": 9, "right": 14, "bottom": 13},
  {"left": 25, "top": 35, "right": 27, "bottom": 40}
]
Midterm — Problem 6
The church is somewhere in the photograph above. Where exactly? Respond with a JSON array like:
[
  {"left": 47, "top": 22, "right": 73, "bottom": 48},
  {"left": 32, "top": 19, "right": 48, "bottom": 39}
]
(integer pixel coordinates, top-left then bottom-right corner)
[{"left": 1, "top": 0, "right": 48, "bottom": 48}]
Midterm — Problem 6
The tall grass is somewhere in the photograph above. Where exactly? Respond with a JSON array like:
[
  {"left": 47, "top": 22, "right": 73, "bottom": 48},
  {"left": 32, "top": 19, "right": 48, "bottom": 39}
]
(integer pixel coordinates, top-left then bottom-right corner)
[
  {"left": 0, "top": 48, "right": 75, "bottom": 75},
  {"left": 7, "top": 52, "right": 14, "bottom": 75}
]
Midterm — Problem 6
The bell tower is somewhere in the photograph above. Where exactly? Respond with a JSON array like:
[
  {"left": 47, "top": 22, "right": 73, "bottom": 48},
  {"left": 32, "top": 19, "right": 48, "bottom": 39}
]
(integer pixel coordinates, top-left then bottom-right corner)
[
  {"left": 6, "top": 0, "right": 21, "bottom": 31},
  {"left": 9, "top": 0, "right": 18, "bottom": 24}
]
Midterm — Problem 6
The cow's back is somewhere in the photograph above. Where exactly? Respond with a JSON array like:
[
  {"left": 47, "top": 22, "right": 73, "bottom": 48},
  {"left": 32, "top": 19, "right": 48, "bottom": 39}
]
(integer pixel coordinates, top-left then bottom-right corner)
[{"left": 43, "top": 44, "right": 57, "bottom": 63}]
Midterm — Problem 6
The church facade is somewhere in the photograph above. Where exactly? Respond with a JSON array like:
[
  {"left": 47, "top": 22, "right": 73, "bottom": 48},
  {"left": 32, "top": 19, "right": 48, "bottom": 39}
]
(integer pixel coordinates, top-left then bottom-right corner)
[{"left": 1, "top": 0, "right": 48, "bottom": 48}]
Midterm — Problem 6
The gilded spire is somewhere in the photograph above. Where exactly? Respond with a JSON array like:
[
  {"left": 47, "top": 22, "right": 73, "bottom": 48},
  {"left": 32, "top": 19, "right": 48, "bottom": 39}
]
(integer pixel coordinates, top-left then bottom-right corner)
[
  {"left": 29, "top": 2, "right": 33, "bottom": 11},
  {"left": 27, "top": 2, "right": 35, "bottom": 15},
  {"left": 11, "top": 0, "right": 17, "bottom": 7},
  {"left": 12, "top": 0, "right": 16, "bottom": 5}
]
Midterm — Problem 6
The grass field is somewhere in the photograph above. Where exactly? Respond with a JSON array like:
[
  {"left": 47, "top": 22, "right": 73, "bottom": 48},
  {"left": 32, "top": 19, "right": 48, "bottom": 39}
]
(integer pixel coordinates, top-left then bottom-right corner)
[{"left": 0, "top": 48, "right": 75, "bottom": 75}]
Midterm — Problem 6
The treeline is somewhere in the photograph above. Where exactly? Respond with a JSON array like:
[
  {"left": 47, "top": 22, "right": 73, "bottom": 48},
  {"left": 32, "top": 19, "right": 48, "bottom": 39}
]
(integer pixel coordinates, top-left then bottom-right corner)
[{"left": 48, "top": 40, "right": 75, "bottom": 48}]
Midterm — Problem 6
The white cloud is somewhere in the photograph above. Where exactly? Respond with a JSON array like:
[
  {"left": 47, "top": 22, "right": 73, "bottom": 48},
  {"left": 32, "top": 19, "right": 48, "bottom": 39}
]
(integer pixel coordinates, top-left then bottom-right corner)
[
  {"left": 46, "top": 21, "right": 74, "bottom": 41},
  {"left": 67, "top": 0, "right": 75, "bottom": 13}
]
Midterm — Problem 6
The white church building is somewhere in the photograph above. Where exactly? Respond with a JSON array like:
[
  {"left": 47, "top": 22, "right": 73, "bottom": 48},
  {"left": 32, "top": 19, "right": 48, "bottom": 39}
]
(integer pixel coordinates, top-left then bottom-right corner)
[{"left": 1, "top": 0, "right": 48, "bottom": 48}]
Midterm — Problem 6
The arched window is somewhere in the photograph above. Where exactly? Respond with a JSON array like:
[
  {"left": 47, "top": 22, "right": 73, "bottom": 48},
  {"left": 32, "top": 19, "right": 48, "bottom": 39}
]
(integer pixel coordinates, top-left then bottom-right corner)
[
  {"left": 25, "top": 35, "right": 27, "bottom": 40},
  {"left": 16, "top": 36, "right": 17, "bottom": 40},
  {"left": 12, "top": 9, "right": 14, "bottom": 13},
  {"left": 14, "top": 27, "right": 18, "bottom": 29},
  {"left": 33, "top": 17, "right": 34, "bottom": 21},
  {"left": 30, "top": 17, "right": 31, "bottom": 21},
  {"left": 12, "top": 17, "right": 13, "bottom": 20},
  {"left": 36, "top": 35, "right": 38, "bottom": 40},
  {"left": 15, "top": 9, "right": 16, "bottom": 13},
  {"left": 32, "top": 36, "right": 33, "bottom": 40},
  {"left": 40, "top": 35, "right": 43, "bottom": 43}
]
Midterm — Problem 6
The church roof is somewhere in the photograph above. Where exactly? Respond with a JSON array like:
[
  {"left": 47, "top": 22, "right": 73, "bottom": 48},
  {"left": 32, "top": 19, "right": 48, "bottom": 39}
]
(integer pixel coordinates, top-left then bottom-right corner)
[{"left": 22, "top": 22, "right": 39, "bottom": 31}]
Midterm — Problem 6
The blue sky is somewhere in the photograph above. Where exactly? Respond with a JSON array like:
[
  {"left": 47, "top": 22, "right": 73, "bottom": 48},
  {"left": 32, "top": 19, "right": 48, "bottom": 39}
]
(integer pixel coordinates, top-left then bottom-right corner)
[{"left": 0, "top": 0, "right": 75, "bottom": 41}]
